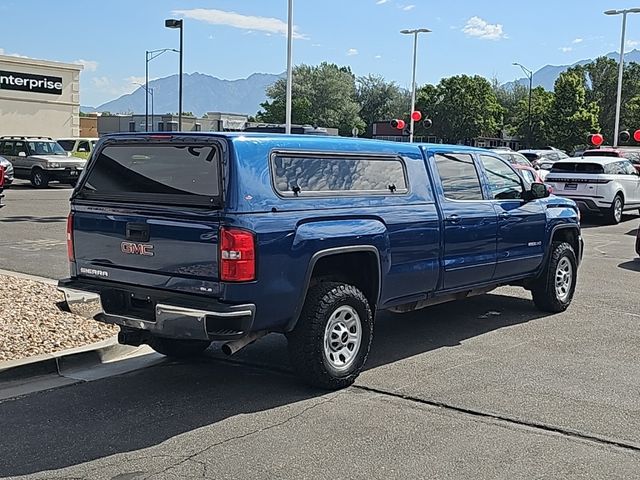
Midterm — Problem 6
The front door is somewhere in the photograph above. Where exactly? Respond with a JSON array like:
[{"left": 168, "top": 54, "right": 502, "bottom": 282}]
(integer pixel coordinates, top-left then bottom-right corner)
[
  {"left": 432, "top": 152, "right": 498, "bottom": 290},
  {"left": 479, "top": 154, "right": 546, "bottom": 278}
]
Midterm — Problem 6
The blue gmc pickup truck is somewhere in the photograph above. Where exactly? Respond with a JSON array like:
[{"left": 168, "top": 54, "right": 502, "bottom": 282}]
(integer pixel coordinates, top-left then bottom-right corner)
[{"left": 59, "top": 133, "right": 582, "bottom": 389}]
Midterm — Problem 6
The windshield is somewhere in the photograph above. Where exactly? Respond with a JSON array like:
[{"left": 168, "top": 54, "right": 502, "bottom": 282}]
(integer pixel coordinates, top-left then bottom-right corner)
[
  {"left": 583, "top": 150, "right": 619, "bottom": 158},
  {"left": 521, "top": 152, "right": 540, "bottom": 161},
  {"left": 28, "top": 141, "right": 67, "bottom": 156}
]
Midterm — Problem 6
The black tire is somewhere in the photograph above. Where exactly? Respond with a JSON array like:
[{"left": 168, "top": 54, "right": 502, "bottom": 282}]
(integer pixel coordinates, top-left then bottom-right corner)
[
  {"left": 531, "top": 242, "right": 577, "bottom": 313},
  {"left": 287, "top": 282, "right": 373, "bottom": 390},
  {"left": 607, "top": 194, "right": 624, "bottom": 224},
  {"left": 149, "top": 337, "right": 211, "bottom": 358},
  {"left": 30, "top": 168, "right": 49, "bottom": 188}
]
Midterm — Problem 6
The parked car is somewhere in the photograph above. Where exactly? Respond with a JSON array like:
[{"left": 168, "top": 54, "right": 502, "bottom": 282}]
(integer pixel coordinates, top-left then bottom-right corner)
[
  {"left": 57, "top": 137, "right": 98, "bottom": 160},
  {"left": 519, "top": 149, "right": 570, "bottom": 172},
  {"left": 582, "top": 147, "right": 640, "bottom": 174},
  {"left": 0, "top": 136, "right": 87, "bottom": 188},
  {"left": 0, "top": 156, "right": 14, "bottom": 186},
  {"left": 0, "top": 164, "right": 5, "bottom": 208},
  {"left": 545, "top": 157, "right": 640, "bottom": 224},
  {"left": 513, "top": 164, "right": 552, "bottom": 192},
  {"left": 636, "top": 223, "right": 640, "bottom": 257},
  {"left": 59, "top": 133, "right": 582, "bottom": 389}
]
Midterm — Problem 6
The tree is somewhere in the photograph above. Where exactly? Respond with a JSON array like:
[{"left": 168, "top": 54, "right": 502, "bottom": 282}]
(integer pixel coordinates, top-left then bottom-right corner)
[
  {"left": 356, "top": 74, "right": 410, "bottom": 135},
  {"left": 548, "top": 70, "right": 599, "bottom": 152},
  {"left": 512, "top": 87, "right": 554, "bottom": 148},
  {"left": 256, "top": 63, "right": 365, "bottom": 136},
  {"left": 415, "top": 75, "right": 503, "bottom": 143},
  {"left": 492, "top": 78, "right": 528, "bottom": 132}
]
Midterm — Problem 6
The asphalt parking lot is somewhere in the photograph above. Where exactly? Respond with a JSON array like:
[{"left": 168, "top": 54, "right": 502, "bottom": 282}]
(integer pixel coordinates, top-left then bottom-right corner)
[{"left": 1, "top": 183, "right": 640, "bottom": 479}]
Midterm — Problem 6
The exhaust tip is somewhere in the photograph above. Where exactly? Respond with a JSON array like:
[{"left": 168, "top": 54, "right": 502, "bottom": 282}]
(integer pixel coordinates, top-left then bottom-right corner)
[{"left": 221, "top": 343, "right": 233, "bottom": 356}]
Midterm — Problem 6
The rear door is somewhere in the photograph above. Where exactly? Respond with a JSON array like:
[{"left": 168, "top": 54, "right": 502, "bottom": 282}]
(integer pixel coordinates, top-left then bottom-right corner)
[
  {"left": 479, "top": 155, "right": 545, "bottom": 278},
  {"left": 620, "top": 161, "right": 640, "bottom": 204},
  {"left": 72, "top": 136, "right": 225, "bottom": 294},
  {"left": 431, "top": 151, "right": 497, "bottom": 290}
]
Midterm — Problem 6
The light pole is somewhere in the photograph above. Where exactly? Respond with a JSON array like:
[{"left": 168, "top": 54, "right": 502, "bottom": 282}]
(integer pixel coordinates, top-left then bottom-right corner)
[
  {"left": 145, "top": 48, "right": 177, "bottom": 132},
  {"left": 135, "top": 83, "right": 154, "bottom": 130},
  {"left": 513, "top": 62, "right": 533, "bottom": 149},
  {"left": 605, "top": 8, "right": 640, "bottom": 147},
  {"left": 165, "top": 18, "right": 184, "bottom": 131},
  {"left": 285, "top": 0, "right": 294, "bottom": 134},
  {"left": 401, "top": 28, "right": 431, "bottom": 143}
]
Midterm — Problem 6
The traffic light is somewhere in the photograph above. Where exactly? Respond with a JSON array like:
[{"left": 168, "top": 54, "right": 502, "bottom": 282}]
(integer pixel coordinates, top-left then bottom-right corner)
[
  {"left": 634, "top": 129, "right": 640, "bottom": 142},
  {"left": 411, "top": 111, "right": 422, "bottom": 122},
  {"left": 423, "top": 119, "right": 433, "bottom": 129},
  {"left": 390, "top": 119, "right": 406, "bottom": 130},
  {"left": 620, "top": 130, "right": 631, "bottom": 143},
  {"left": 589, "top": 133, "right": 604, "bottom": 146}
]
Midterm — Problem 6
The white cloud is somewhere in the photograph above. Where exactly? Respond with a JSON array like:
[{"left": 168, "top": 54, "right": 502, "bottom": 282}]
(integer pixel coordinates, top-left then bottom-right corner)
[
  {"left": 376, "top": 0, "right": 389, "bottom": 4},
  {"left": 0, "top": 47, "right": 30, "bottom": 58},
  {"left": 626, "top": 39, "right": 640, "bottom": 48},
  {"left": 572, "top": 38, "right": 583, "bottom": 44},
  {"left": 74, "top": 59, "right": 98, "bottom": 72},
  {"left": 560, "top": 47, "right": 573, "bottom": 53},
  {"left": 374, "top": 55, "right": 382, "bottom": 59},
  {"left": 92, "top": 76, "right": 144, "bottom": 96},
  {"left": 312, "top": 43, "right": 322, "bottom": 47},
  {"left": 462, "top": 16, "right": 507, "bottom": 40},
  {"left": 172, "top": 8, "right": 308, "bottom": 40},
  {"left": 403, "top": 5, "right": 415, "bottom": 11},
  {"left": 347, "top": 48, "right": 359, "bottom": 56}
]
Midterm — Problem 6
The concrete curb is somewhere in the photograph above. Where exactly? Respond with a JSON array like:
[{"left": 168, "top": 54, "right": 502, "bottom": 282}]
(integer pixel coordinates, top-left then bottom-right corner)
[
  {"left": 0, "top": 268, "right": 58, "bottom": 285},
  {"left": 0, "top": 335, "right": 145, "bottom": 383}
]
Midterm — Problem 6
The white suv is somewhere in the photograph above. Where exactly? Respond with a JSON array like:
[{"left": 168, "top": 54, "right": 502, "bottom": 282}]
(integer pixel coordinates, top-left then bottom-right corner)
[{"left": 545, "top": 157, "right": 640, "bottom": 224}]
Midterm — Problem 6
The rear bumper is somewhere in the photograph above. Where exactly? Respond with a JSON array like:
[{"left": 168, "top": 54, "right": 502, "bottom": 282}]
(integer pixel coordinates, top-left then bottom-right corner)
[{"left": 58, "top": 278, "right": 255, "bottom": 341}]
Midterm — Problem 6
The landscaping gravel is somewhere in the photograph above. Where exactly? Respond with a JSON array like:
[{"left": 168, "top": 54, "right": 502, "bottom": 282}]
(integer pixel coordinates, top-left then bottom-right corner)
[{"left": 0, "top": 274, "right": 117, "bottom": 362}]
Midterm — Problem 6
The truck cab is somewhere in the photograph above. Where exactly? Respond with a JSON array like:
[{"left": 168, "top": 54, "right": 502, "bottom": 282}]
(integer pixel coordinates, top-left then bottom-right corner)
[{"left": 59, "top": 133, "right": 582, "bottom": 389}]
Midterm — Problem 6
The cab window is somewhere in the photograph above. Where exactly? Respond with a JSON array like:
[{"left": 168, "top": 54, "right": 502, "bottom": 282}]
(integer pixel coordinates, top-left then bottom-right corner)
[
  {"left": 434, "top": 153, "right": 484, "bottom": 201},
  {"left": 480, "top": 155, "right": 523, "bottom": 200}
]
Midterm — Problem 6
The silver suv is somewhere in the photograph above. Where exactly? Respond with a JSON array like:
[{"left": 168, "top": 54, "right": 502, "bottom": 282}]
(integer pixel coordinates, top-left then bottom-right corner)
[{"left": 0, "top": 136, "right": 86, "bottom": 188}]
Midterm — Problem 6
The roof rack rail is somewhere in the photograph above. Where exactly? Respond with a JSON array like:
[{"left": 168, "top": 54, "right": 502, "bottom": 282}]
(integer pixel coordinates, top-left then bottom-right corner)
[{"left": 0, "top": 135, "right": 53, "bottom": 140}]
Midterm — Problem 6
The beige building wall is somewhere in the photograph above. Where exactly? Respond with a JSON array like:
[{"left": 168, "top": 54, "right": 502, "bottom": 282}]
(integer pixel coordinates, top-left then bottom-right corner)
[{"left": 0, "top": 55, "right": 82, "bottom": 138}]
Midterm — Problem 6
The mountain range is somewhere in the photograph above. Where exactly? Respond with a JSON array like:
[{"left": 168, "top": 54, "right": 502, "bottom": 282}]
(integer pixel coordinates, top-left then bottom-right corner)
[
  {"left": 84, "top": 71, "right": 285, "bottom": 117},
  {"left": 83, "top": 50, "right": 640, "bottom": 116},
  {"left": 508, "top": 49, "right": 640, "bottom": 90}
]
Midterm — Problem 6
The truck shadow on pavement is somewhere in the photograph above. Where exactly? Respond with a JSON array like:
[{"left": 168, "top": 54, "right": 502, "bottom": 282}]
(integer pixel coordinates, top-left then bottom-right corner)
[{"left": 0, "top": 292, "right": 549, "bottom": 477}]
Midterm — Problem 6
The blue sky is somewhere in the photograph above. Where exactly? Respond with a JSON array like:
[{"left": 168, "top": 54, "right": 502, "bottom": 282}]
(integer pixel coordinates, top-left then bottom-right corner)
[{"left": 2, "top": 0, "right": 640, "bottom": 107}]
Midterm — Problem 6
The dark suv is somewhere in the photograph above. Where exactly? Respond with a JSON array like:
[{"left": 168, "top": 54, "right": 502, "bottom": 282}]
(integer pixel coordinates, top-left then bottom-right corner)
[{"left": 0, "top": 136, "right": 86, "bottom": 188}]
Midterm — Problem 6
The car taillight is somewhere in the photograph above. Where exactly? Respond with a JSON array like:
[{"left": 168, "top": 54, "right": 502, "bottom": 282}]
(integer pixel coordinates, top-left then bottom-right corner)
[
  {"left": 66, "top": 213, "right": 75, "bottom": 262},
  {"left": 220, "top": 227, "right": 255, "bottom": 282},
  {"left": 0, "top": 166, "right": 4, "bottom": 188}
]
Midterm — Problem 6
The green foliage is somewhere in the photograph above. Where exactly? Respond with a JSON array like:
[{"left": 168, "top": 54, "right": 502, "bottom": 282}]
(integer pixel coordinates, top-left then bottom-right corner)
[
  {"left": 356, "top": 74, "right": 410, "bottom": 136},
  {"left": 257, "top": 62, "right": 365, "bottom": 136},
  {"left": 492, "top": 78, "right": 528, "bottom": 131},
  {"left": 512, "top": 87, "right": 554, "bottom": 148},
  {"left": 548, "top": 70, "right": 599, "bottom": 152},
  {"left": 415, "top": 75, "right": 503, "bottom": 143}
]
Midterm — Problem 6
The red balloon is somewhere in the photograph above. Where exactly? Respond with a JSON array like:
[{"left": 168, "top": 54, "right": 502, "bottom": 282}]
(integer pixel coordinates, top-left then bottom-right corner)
[
  {"left": 411, "top": 111, "right": 422, "bottom": 122},
  {"left": 634, "top": 129, "right": 640, "bottom": 142},
  {"left": 396, "top": 119, "right": 406, "bottom": 130},
  {"left": 591, "top": 133, "right": 604, "bottom": 146}
]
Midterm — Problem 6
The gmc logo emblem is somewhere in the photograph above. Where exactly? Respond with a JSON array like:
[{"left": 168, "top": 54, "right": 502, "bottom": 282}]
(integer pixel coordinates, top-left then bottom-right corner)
[{"left": 121, "top": 242, "right": 155, "bottom": 256}]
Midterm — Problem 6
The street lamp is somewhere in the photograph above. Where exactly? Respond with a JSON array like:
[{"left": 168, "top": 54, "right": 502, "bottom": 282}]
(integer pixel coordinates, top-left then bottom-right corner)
[
  {"left": 145, "top": 48, "right": 178, "bottom": 132},
  {"left": 165, "top": 18, "right": 184, "bottom": 131},
  {"left": 513, "top": 62, "right": 533, "bottom": 149},
  {"left": 135, "top": 83, "right": 154, "bottom": 131},
  {"left": 285, "top": 0, "right": 294, "bottom": 134},
  {"left": 604, "top": 8, "right": 640, "bottom": 146},
  {"left": 401, "top": 28, "right": 431, "bottom": 143}
]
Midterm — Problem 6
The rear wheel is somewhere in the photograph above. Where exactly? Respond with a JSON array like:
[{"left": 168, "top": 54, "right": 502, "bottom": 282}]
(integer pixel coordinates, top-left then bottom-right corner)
[
  {"left": 149, "top": 337, "right": 211, "bottom": 358},
  {"left": 287, "top": 282, "right": 373, "bottom": 390},
  {"left": 531, "top": 242, "right": 577, "bottom": 313},
  {"left": 30, "top": 168, "right": 49, "bottom": 188},
  {"left": 607, "top": 194, "right": 624, "bottom": 224}
]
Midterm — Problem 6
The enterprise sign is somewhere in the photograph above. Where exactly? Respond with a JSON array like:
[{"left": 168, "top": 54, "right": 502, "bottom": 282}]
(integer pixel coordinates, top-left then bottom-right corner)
[{"left": 0, "top": 70, "right": 63, "bottom": 95}]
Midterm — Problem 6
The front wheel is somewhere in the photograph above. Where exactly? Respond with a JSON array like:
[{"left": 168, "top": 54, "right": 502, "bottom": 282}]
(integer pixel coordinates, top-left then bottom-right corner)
[
  {"left": 149, "top": 337, "right": 211, "bottom": 358},
  {"left": 30, "top": 168, "right": 49, "bottom": 188},
  {"left": 531, "top": 242, "right": 577, "bottom": 313},
  {"left": 287, "top": 282, "right": 373, "bottom": 390}
]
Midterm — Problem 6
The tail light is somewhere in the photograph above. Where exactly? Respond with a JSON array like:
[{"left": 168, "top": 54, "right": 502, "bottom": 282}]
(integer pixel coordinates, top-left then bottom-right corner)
[
  {"left": 66, "top": 213, "right": 75, "bottom": 261},
  {"left": 220, "top": 227, "right": 255, "bottom": 282},
  {"left": 0, "top": 166, "right": 4, "bottom": 188}
]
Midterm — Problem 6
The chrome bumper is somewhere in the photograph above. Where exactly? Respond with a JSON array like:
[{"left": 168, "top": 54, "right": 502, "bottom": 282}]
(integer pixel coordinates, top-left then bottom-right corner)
[{"left": 59, "top": 286, "right": 255, "bottom": 341}]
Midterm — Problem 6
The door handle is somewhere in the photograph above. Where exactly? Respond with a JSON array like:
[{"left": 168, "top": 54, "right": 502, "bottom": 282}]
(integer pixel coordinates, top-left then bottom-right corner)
[
  {"left": 499, "top": 212, "right": 511, "bottom": 219},
  {"left": 445, "top": 214, "right": 461, "bottom": 224},
  {"left": 126, "top": 223, "right": 150, "bottom": 242}
]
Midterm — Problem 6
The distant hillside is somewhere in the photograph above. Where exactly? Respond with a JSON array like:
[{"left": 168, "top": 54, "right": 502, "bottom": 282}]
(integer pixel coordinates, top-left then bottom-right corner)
[
  {"left": 95, "top": 72, "right": 285, "bottom": 116},
  {"left": 506, "top": 49, "right": 640, "bottom": 91}
]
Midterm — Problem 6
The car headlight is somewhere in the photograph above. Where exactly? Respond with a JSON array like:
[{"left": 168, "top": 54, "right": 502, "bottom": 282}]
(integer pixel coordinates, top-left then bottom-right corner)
[{"left": 47, "top": 162, "right": 60, "bottom": 168}]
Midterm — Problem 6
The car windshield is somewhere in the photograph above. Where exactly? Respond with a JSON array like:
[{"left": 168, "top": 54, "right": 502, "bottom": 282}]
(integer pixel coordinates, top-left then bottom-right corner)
[
  {"left": 521, "top": 152, "right": 540, "bottom": 161},
  {"left": 583, "top": 150, "right": 619, "bottom": 157},
  {"left": 28, "top": 141, "right": 67, "bottom": 156}
]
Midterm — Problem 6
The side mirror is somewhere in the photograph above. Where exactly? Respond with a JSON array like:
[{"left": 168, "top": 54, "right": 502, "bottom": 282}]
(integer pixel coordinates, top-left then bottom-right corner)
[
  {"left": 528, "top": 182, "right": 550, "bottom": 200},
  {"left": 18, "top": 151, "right": 26, "bottom": 157}
]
